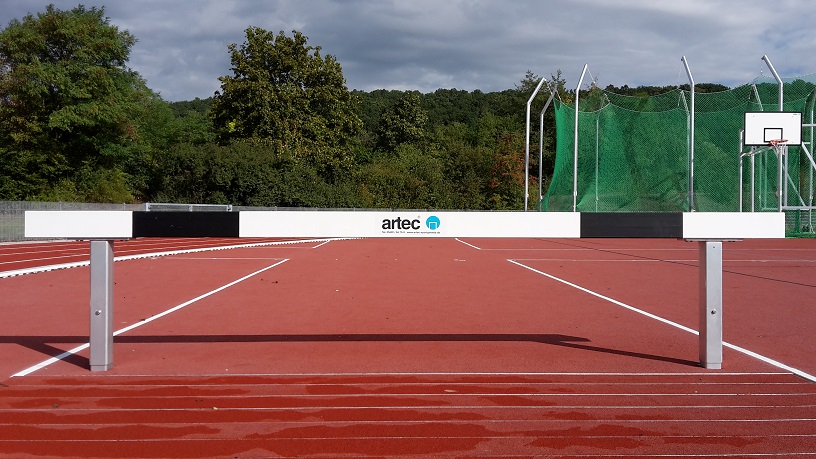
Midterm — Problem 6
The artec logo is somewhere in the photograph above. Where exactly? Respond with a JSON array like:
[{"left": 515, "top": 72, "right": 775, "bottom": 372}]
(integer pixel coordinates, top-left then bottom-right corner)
[
  {"left": 381, "top": 217, "right": 420, "bottom": 230},
  {"left": 380, "top": 215, "right": 441, "bottom": 233}
]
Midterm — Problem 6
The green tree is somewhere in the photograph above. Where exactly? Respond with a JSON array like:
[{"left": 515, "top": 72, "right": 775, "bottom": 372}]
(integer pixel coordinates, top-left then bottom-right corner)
[
  {"left": 0, "top": 4, "right": 148, "bottom": 201},
  {"left": 376, "top": 91, "right": 429, "bottom": 151},
  {"left": 210, "top": 28, "right": 362, "bottom": 174}
]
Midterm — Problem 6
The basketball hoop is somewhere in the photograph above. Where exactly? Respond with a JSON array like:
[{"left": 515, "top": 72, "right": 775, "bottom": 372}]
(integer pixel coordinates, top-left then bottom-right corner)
[{"left": 769, "top": 139, "right": 788, "bottom": 147}]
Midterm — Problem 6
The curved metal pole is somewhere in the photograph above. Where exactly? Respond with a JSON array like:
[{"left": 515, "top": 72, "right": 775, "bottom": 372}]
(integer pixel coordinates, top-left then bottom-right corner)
[
  {"left": 573, "top": 64, "right": 588, "bottom": 212},
  {"left": 739, "top": 130, "right": 745, "bottom": 212},
  {"left": 762, "top": 55, "right": 786, "bottom": 210},
  {"left": 525, "top": 77, "right": 547, "bottom": 211},
  {"left": 762, "top": 55, "right": 784, "bottom": 111},
  {"left": 682, "top": 56, "right": 696, "bottom": 211},
  {"left": 539, "top": 90, "right": 555, "bottom": 205}
]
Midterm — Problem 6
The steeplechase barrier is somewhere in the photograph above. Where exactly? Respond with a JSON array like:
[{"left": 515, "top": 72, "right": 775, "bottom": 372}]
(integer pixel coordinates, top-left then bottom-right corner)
[{"left": 25, "top": 210, "right": 784, "bottom": 371}]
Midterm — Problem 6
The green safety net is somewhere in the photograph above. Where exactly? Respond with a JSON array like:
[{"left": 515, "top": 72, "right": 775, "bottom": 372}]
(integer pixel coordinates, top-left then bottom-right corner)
[{"left": 540, "top": 75, "right": 816, "bottom": 228}]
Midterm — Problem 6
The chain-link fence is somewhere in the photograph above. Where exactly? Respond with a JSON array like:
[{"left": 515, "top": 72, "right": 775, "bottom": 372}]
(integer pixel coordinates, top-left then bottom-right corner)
[
  {"left": 541, "top": 73, "right": 816, "bottom": 217},
  {"left": 786, "top": 209, "right": 816, "bottom": 237}
]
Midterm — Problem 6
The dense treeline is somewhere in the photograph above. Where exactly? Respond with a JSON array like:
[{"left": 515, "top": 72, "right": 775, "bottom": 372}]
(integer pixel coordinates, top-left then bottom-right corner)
[
  {"left": 149, "top": 87, "right": 537, "bottom": 210},
  {"left": 0, "top": 5, "right": 709, "bottom": 210}
]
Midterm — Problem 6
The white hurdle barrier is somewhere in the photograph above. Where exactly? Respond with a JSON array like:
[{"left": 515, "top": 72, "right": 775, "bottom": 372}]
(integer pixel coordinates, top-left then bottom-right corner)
[{"left": 25, "top": 210, "right": 785, "bottom": 371}]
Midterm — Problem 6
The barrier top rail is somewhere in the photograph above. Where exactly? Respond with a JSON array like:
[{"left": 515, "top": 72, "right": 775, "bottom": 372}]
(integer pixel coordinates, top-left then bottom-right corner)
[{"left": 24, "top": 210, "right": 785, "bottom": 240}]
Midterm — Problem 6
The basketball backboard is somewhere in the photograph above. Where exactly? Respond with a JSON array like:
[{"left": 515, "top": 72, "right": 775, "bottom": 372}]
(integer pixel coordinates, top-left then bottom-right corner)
[{"left": 744, "top": 112, "right": 802, "bottom": 146}]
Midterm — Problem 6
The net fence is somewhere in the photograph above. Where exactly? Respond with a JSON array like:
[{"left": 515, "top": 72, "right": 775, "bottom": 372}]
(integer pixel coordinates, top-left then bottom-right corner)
[{"left": 540, "top": 73, "right": 816, "bottom": 236}]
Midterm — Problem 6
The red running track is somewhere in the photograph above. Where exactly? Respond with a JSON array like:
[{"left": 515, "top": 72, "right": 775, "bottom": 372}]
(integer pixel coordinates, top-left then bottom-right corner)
[
  {"left": 1, "top": 237, "right": 815, "bottom": 457},
  {"left": 0, "top": 237, "right": 301, "bottom": 273}
]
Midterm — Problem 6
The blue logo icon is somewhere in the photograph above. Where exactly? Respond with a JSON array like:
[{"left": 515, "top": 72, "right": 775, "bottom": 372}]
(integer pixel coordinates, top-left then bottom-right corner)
[{"left": 425, "top": 216, "right": 441, "bottom": 231}]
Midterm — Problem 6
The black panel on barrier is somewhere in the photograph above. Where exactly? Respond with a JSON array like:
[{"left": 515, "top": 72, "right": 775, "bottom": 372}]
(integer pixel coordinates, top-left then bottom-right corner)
[
  {"left": 132, "top": 211, "right": 239, "bottom": 238},
  {"left": 580, "top": 212, "right": 683, "bottom": 238}
]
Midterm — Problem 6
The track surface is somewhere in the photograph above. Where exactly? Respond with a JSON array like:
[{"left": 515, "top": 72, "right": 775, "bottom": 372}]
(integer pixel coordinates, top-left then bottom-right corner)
[{"left": 1, "top": 237, "right": 815, "bottom": 457}]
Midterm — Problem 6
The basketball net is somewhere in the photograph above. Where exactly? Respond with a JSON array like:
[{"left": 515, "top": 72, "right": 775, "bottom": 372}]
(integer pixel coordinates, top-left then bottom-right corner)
[{"left": 769, "top": 139, "right": 788, "bottom": 157}]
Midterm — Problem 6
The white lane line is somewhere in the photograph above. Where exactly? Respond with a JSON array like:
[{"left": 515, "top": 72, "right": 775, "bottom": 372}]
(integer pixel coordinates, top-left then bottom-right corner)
[
  {"left": 74, "top": 371, "right": 789, "bottom": 378},
  {"left": 456, "top": 245, "right": 695, "bottom": 252},
  {"left": 0, "top": 238, "right": 340, "bottom": 278},
  {"left": 5, "top": 392, "right": 806, "bottom": 398},
  {"left": 3, "top": 404, "right": 815, "bottom": 412},
  {"left": 510, "top": 258, "right": 815, "bottom": 263},
  {"left": 11, "top": 259, "right": 289, "bottom": 377},
  {"left": 312, "top": 238, "right": 360, "bottom": 248},
  {"left": 0, "top": 260, "right": 91, "bottom": 278},
  {"left": 508, "top": 259, "right": 816, "bottom": 383},
  {"left": 455, "top": 238, "right": 482, "bottom": 250}
]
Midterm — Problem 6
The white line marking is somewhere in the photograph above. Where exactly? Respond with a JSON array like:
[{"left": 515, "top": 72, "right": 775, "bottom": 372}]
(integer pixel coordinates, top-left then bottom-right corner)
[
  {"left": 167, "top": 257, "right": 287, "bottom": 260},
  {"left": 0, "top": 238, "right": 340, "bottom": 278},
  {"left": 10, "top": 344, "right": 91, "bottom": 378},
  {"left": 0, "top": 419, "right": 815, "bottom": 426},
  {"left": 4, "top": 407, "right": 816, "bottom": 414},
  {"left": 508, "top": 259, "right": 698, "bottom": 334},
  {"left": 455, "top": 238, "right": 481, "bottom": 250},
  {"left": 11, "top": 259, "right": 289, "bottom": 377},
  {"left": 456, "top": 246, "right": 700, "bottom": 252},
  {"left": 510, "top": 258, "right": 815, "bottom": 263},
  {"left": 0, "top": 261, "right": 90, "bottom": 278},
  {"left": 7, "top": 381, "right": 803, "bottom": 388},
  {"left": 7, "top": 392, "right": 807, "bottom": 398},
  {"left": 511, "top": 259, "right": 697, "bottom": 262},
  {"left": 66, "top": 371, "right": 789, "bottom": 378},
  {"left": 508, "top": 260, "right": 816, "bottom": 383},
  {"left": 312, "top": 238, "right": 359, "bottom": 248}
]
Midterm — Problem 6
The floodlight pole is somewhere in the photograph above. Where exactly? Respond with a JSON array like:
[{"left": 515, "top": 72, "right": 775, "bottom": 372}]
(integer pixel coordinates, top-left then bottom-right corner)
[
  {"left": 525, "top": 76, "right": 547, "bottom": 211},
  {"left": 682, "top": 56, "right": 696, "bottom": 212},
  {"left": 761, "top": 55, "right": 784, "bottom": 111},
  {"left": 573, "top": 64, "right": 588, "bottom": 212},
  {"left": 539, "top": 91, "right": 556, "bottom": 204}
]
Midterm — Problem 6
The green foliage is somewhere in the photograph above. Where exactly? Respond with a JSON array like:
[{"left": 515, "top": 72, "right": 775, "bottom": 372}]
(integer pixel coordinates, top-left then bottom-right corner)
[
  {"left": 152, "top": 141, "right": 360, "bottom": 208},
  {"left": 32, "top": 167, "right": 135, "bottom": 203},
  {"left": 376, "top": 91, "right": 428, "bottom": 150},
  {"left": 169, "top": 97, "right": 213, "bottom": 117},
  {"left": 0, "top": 6, "right": 592, "bottom": 210},
  {"left": 0, "top": 4, "right": 152, "bottom": 201},
  {"left": 210, "top": 28, "right": 363, "bottom": 175},
  {"left": 356, "top": 143, "right": 453, "bottom": 209}
]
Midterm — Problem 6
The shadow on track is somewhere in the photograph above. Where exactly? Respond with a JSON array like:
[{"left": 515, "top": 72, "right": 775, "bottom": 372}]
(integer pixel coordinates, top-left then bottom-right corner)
[{"left": 4, "top": 333, "right": 699, "bottom": 370}]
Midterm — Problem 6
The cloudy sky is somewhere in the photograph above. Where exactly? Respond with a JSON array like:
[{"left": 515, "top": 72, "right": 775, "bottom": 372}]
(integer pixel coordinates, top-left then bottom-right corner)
[{"left": 3, "top": 0, "right": 814, "bottom": 101}]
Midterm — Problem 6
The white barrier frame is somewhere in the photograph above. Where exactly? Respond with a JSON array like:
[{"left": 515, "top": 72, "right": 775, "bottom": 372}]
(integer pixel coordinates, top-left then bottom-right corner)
[{"left": 25, "top": 211, "right": 785, "bottom": 371}]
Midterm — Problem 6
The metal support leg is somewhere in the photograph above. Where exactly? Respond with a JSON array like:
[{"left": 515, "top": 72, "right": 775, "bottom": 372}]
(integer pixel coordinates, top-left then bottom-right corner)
[
  {"left": 699, "top": 241, "right": 723, "bottom": 369},
  {"left": 90, "top": 240, "right": 114, "bottom": 371}
]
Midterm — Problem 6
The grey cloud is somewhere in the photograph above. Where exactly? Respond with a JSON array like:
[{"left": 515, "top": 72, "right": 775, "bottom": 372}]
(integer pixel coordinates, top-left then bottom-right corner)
[{"left": 1, "top": 0, "right": 814, "bottom": 101}]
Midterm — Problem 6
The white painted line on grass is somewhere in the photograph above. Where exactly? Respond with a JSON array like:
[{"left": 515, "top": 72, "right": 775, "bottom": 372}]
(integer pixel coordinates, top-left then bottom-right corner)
[
  {"left": 11, "top": 259, "right": 289, "bottom": 377},
  {"left": 508, "top": 259, "right": 816, "bottom": 383}
]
